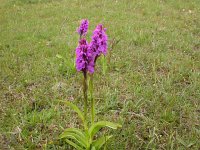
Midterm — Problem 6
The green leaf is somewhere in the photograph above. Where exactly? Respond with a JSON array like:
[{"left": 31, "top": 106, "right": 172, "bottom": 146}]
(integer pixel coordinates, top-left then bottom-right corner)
[
  {"left": 89, "top": 121, "right": 121, "bottom": 139},
  {"left": 92, "top": 135, "right": 113, "bottom": 150},
  {"left": 60, "top": 128, "right": 88, "bottom": 148},
  {"left": 65, "top": 138, "right": 84, "bottom": 150},
  {"left": 60, "top": 128, "right": 85, "bottom": 139},
  {"left": 59, "top": 100, "right": 86, "bottom": 128}
]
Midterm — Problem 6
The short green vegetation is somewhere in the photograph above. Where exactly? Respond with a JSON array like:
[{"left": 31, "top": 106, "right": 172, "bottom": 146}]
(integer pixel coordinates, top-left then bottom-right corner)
[{"left": 0, "top": 0, "right": 199, "bottom": 149}]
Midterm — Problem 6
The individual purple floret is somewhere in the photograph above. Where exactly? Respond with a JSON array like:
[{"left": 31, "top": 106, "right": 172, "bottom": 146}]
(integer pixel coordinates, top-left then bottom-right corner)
[
  {"left": 77, "top": 19, "right": 89, "bottom": 37},
  {"left": 76, "top": 39, "right": 94, "bottom": 74},
  {"left": 89, "top": 24, "right": 108, "bottom": 60}
]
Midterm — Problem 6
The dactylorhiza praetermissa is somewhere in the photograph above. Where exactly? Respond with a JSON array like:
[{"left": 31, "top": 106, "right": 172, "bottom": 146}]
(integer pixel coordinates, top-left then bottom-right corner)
[
  {"left": 75, "top": 39, "right": 95, "bottom": 74},
  {"left": 76, "top": 23, "right": 108, "bottom": 74},
  {"left": 89, "top": 24, "right": 108, "bottom": 60},
  {"left": 77, "top": 19, "right": 89, "bottom": 37},
  {"left": 58, "top": 20, "right": 121, "bottom": 150}
]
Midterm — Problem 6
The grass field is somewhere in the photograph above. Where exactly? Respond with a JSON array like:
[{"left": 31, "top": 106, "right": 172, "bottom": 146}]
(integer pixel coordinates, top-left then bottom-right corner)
[{"left": 0, "top": 0, "right": 200, "bottom": 149}]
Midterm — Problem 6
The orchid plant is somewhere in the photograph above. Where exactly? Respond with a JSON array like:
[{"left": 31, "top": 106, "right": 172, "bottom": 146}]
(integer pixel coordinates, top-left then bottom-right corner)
[{"left": 59, "top": 19, "right": 121, "bottom": 150}]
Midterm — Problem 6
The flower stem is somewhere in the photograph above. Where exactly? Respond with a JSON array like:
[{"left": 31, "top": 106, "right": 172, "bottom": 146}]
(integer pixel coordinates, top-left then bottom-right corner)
[
  {"left": 89, "top": 74, "right": 95, "bottom": 124},
  {"left": 83, "top": 71, "right": 88, "bottom": 122}
]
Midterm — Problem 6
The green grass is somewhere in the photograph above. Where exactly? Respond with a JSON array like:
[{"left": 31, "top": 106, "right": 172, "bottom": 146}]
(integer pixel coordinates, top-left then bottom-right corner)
[{"left": 0, "top": 0, "right": 200, "bottom": 149}]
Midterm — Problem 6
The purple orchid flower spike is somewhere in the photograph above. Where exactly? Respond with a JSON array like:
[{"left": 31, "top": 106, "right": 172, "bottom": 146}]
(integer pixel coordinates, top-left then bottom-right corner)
[
  {"left": 77, "top": 19, "right": 89, "bottom": 38},
  {"left": 76, "top": 39, "right": 94, "bottom": 74},
  {"left": 89, "top": 24, "right": 108, "bottom": 61}
]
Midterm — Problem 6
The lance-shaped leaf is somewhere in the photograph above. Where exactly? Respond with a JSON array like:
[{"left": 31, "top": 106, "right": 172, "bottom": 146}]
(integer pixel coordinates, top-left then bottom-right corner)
[
  {"left": 92, "top": 135, "right": 113, "bottom": 150},
  {"left": 60, "top": 128, "right": 88, "bottom": 148},
  {"left": 59, "top": 100, "right": 86, "bottom": 128},
  {"left": 89, "top": 121, "right": 121, "bottom": 139},
  {"left": 65, "top": 138, "right": 84, "bottom": 150}
]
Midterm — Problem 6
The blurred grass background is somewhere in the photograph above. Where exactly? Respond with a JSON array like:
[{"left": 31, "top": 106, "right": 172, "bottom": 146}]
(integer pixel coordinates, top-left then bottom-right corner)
[{"left": 0, "top": 0, "right": 200, "bottom": 149}]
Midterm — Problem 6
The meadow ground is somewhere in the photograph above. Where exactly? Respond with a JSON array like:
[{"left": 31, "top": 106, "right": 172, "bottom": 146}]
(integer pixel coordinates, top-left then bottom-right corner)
[{"left": 0, "top": 0, "right": 200, "bottom": 149}]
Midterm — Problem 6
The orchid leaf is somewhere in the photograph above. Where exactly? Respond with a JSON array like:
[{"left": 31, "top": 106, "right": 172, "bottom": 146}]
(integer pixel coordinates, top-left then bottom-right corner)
[
  {"left": 65, "top": 138, "right": 84, "bottom": 150},
  {"left": 89, "top": 121, "right": 121, "bottom": 139},
  {"left": 59, "top": 100, "right": 86, "bottom": 127},
  {"left": 92, "top": 135, "right": 113, "bottom": 150},
  {"left": 60, "top": 128, "right": 88, "bottom": 148},
  {"left": 60, "top": 128, "right": 85, "bottom": 139}
]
